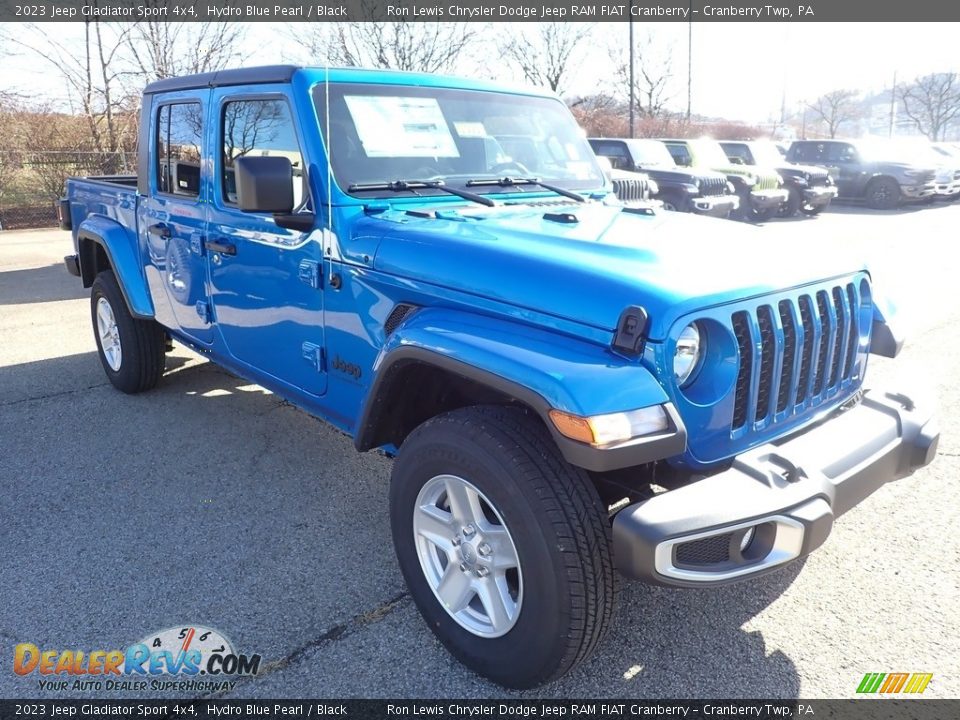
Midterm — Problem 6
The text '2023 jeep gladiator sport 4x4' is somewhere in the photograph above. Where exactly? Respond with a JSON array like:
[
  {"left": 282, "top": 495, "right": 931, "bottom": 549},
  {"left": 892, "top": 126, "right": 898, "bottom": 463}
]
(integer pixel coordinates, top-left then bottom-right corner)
[{"left": 60, "top": 66, "right": 939, "bottom": 689}]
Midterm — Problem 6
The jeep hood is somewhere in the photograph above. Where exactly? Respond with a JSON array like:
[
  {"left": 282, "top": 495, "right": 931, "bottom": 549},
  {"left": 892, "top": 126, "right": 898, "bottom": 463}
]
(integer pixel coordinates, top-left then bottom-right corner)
[
  {"left": 645, "top": 167, "right": 726, "bottom": 184},
  {"left": 365, "top": 203, "right": 865, "bottom": 341}
]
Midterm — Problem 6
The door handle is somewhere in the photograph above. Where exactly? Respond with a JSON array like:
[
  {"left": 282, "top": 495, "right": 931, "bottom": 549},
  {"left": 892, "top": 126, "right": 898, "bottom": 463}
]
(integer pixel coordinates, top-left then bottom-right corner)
[
  {"left": 147, "top": 223, "right": 170, "bottom": 238},
  {"left": 205, "top": 239, "right": 237, "bottom": 256}
]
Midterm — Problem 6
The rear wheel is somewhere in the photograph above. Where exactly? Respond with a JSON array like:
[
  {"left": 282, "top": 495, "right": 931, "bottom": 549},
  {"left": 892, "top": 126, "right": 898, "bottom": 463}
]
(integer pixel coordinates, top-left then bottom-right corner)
[
  {"left": 91, "top": 270, "right": 166, "bottom": 393},
  {"left": 866, "top": 177, "right": 901, "bottom": 210},
  {"left": 390, "top": 405, "right": 617, "bottom": 688}
]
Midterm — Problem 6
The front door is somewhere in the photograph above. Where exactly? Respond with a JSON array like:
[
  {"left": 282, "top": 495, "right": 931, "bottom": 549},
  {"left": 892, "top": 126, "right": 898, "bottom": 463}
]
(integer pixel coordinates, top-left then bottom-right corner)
[{"left": 206, "top": 89, "right": 327, "bottom": 396}]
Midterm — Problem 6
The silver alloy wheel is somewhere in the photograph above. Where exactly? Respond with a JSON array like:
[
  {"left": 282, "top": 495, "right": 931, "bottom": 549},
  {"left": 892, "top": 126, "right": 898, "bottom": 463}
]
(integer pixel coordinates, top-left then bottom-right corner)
[
  {"left": 96, "top": 296, "right": 122, "bottom": 371},
  {"left": 413, "top": 474, "right": 523, "bottom": 638}
]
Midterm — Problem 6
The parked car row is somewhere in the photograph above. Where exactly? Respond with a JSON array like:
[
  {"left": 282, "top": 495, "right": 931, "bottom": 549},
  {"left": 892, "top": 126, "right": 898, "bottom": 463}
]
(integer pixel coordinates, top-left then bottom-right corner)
[{"left": 591, "top": 135, "right": 960, "bottom": 220}]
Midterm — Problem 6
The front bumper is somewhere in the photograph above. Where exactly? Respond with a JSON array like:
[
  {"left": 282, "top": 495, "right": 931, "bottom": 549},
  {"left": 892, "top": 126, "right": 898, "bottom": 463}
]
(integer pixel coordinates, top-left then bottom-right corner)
[
  {"left": 749, "top": 188, "right": 790, "bottom": 210},
  {"left": 901, "top": 183, "right": 937, "bottom": 200},
  {"left": 690, "top": 194, "right": 740, "bottom": 217},
  {"left": 64, "top": 254, "right": 81, "bottom": 277},
  {"left": 802, "top": 185, "right": 838, "bottom": 207},
  {"left": 612, "top": 388, "right": 938, "bottom": 587},
  {"left": 935, "top": 181, "right": 960, "bottom": 198}
]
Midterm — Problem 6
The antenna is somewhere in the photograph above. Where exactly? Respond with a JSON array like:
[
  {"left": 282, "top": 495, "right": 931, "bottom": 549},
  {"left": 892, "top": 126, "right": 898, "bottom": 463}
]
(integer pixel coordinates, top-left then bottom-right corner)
[{"left": 325, "top": 55, "right": 332, "bottom": 232}]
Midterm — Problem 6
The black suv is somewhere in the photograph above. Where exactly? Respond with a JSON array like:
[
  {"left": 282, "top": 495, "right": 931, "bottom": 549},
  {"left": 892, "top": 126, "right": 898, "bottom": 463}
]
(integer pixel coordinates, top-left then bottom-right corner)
[
  {"left": 721, "top": 140, "right": 838, "bottom": 217},
  {"left": 787, "top": 139, "right": 937, "bottom": 210},
  {"left": 589, "top": 138, "right": 738, "bottom": 217}
]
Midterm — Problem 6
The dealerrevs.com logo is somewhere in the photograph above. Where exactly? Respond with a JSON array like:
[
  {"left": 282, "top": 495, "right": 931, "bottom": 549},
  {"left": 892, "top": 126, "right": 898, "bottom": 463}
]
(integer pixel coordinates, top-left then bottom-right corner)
[{"left": 13, "top": 626, "right": 261, "bottom": 693}]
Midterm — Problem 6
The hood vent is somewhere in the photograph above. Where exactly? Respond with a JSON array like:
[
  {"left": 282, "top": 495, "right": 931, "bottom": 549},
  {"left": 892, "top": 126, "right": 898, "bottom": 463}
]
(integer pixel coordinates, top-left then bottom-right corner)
[{"left": 384, "top": 303, "right": 418, "bottom": 336}]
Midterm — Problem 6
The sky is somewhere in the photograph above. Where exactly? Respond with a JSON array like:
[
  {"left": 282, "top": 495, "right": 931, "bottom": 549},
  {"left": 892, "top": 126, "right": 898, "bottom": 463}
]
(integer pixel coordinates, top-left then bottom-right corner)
[{"left": 1, "top": 21, "right": 959, "bottom": 124}]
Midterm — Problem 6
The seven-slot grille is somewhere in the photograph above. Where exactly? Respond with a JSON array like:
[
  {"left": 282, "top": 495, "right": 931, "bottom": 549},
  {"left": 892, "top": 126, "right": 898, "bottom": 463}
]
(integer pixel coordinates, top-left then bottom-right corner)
[
  {"left": 731, "top": 282, "right": 861, "bottom": 432},
  {"left": 699, "top": 176, "right": 729, "bottom": 197},
  {"left": 612, "top": 177, "right": 650, "bottom": 202},
  {"left": 807, "top": 169, "right": 831, "bottom": 187}
]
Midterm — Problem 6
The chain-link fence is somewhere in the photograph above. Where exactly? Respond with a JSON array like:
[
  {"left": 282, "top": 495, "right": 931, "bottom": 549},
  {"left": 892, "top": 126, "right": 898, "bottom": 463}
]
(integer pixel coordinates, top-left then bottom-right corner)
[{"left": 0, "top": 149, "right": 136, "bottom": 232}]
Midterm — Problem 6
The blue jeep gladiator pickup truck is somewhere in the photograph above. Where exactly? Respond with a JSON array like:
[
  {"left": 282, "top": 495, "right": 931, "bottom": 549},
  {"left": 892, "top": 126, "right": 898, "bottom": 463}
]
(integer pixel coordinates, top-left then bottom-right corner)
[{"left": 59, "top": 66, "right": 939, "bottom": 688}]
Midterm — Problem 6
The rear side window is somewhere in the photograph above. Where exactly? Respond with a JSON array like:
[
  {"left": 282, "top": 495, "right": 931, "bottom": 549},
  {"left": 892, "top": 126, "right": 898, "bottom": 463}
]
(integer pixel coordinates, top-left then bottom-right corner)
[
  {"left": 221, "top": 99, "right": 306, "bottom": 207},
  {"left": 590, "top": 141, "right": 631, "bottom": 170},
  {"left": 156, "top": 103, "right": 202, "bottom": 197},
  {"left": 665, "top": 143, "right": 692, "bottom": 167}
]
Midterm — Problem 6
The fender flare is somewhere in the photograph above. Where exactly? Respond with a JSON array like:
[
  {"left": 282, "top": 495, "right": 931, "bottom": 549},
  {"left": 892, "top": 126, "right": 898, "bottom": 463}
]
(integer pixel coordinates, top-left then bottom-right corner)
[
  {"left": 77, "top": 215, "right": 155, "bottom": 319},
  {"left": 355, "top": 307, "right": 686, "bottom": 472}
]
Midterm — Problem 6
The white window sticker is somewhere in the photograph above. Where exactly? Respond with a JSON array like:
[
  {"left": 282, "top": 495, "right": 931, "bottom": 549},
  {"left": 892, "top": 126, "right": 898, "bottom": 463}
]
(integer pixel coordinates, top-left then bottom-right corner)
[
  {"left": 453, "top": 121, "right": 487, "bottom": 138},
  {"left": 344, "top": 96, "right": 459, "bottom": 158}
]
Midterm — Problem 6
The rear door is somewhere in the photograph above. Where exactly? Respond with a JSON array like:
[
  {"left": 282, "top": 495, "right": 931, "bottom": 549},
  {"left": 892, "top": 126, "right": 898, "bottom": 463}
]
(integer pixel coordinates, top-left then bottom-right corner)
[
  {"left": 140, "top": 95, "right": 214, "bottom": 344},
  {"left": 205, "top": 87, "right": 327, "bottom": 396},
  {"left": 824, "top": 142, "right": 862, "bottom": 196}
]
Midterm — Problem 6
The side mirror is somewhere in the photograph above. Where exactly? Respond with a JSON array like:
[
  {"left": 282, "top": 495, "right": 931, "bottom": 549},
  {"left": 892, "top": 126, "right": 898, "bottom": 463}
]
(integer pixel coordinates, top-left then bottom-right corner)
[{"left": 235, "top": 156, "right": 295, "bottom": 214}]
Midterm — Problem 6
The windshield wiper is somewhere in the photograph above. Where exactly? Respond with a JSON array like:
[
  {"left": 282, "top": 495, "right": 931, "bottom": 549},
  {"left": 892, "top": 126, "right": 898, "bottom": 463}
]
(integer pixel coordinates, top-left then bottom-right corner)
[
  {"left": 346, "top": 179, "right": 497, "bottom": 207},
  {"left": 465, "top": 176, "right": 586, "bottom": 203}
]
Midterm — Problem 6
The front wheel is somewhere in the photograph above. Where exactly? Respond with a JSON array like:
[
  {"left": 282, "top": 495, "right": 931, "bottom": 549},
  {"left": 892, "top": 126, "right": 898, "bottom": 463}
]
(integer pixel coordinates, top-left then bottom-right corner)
[
  {"left": 91, "top": 270, "right": 166, "bottom": 393},
  {"left": 866, "top": 177, "right": 901, "bottom": 210},
  {"left": 390, "top": 406, "right": 617, "bottom": 688},
  {"left": 778, "top": 189, "right": 801, "bottom": 218}
]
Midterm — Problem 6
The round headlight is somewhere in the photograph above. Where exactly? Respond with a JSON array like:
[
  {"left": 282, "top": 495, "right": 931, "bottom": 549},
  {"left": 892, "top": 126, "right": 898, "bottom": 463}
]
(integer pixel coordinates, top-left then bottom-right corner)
[{"left": 674, "top": 323, "right": 703, "bottom": 387}]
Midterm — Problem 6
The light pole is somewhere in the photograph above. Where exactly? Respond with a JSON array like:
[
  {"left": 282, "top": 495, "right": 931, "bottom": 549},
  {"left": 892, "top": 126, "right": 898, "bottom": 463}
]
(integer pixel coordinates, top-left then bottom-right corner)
[
  {"left": 629, "top": 3, "right": 635, "bottom": 138},
  {"left": 686, "top": 4, "right": 693, "bottom": 121}
]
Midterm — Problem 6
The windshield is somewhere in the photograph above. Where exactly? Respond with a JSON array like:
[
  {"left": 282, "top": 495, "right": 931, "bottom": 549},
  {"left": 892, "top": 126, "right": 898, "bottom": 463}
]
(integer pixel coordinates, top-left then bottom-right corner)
[
  {"left": 631, "top": 140, "right": 676, "bottom": 167},
  {"left": 749, "top": 141, "right": 784, "bottom": 166},
  {"left": 690, "top": 139, "right": 733, "bottom": 168},
  {"left": 314, "top": 83, "right": 605, "bottom": 197}
]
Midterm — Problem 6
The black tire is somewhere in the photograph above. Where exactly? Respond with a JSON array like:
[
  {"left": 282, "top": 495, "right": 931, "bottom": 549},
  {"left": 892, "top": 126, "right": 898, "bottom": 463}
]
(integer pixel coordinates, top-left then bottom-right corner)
[
  {"left": 659, "top": 191, "right": 687, "bottom": 212},
  {"left": 747, "top": 203, "right": 773, "bottom": 223},
  {"left": 778, "top": 188, "right": 801, "bottom": 218},
  {"left": 799, "top": 203, "right": 825, "bottom": 216},
  {"left": 390, "top": 405, "right": 617, "bottom": 689},
  {"left": 866, "top": 177, "right": 901, "bottom": 210},
  {"left": 91, "top": 270, "right": 166, "bottom": 394}
]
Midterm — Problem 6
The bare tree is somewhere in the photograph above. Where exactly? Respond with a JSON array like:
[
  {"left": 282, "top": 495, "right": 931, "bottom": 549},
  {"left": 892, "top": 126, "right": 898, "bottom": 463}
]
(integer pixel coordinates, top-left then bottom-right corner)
[
  {"left": 897, "top": 72, "right": 960, "bottom": 141},
  {"left": 9, "top": 21, "right": 133, "bottom": 173},
  {"left": 497, "top": 23, "right": 593, "bottom": 94},
  {"left": 805, "top": 89, "right": 861, "bottom": 138},
  {"left": 293, "top": 21, "right": 477, "bottom": 74},
  {"left": 609, "top": 31, "right": 675, "bottom": 119},
  {"left": 120, "top": 4, "right": 246, "bottom": 82},
  {"left": 0, "top": 95, "right": 22, "bottom": 208}
]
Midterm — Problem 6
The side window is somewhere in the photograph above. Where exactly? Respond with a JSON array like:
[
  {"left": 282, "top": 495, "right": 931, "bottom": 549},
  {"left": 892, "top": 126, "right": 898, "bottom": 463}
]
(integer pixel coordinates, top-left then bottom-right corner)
[
  {"left": 156, "top": 103, "right": 202, "bottom": 197},
  {"left": 666, "top": 143, "right": 692, "bottom": 167},
  {"left": 592, "top": 142, "right": 630, "bottom": 170},
  {"left": 725, "top": 144, "right": 750, "bottom": 164},
  {"left": 827, "top": 143, "right": 858, "bottom": 163},
  {"left": 790, "top": 143, "right": 818, "bottom": 163},
  {"left": 221, "top": 99, "right": 306, "bottom": 208}
]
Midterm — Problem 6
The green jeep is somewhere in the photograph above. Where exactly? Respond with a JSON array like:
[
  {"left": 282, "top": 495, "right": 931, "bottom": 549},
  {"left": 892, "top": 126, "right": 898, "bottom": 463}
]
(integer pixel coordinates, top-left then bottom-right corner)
[{"left": 660, "top": 138, "right": 789, "bottom": 222}]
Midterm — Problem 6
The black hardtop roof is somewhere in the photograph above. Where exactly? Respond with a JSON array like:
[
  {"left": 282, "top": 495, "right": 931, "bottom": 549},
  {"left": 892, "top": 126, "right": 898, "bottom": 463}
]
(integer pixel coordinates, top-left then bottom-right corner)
[{"left": 143, "top": 65, "right": 299, "bottom": 95}]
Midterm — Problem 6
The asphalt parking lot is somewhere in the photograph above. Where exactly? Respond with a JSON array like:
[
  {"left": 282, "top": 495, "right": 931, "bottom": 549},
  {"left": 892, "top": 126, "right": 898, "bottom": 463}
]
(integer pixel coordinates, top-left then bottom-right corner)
[{"left": 1, "top": 202, "right": 958, "bottom": 700}]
